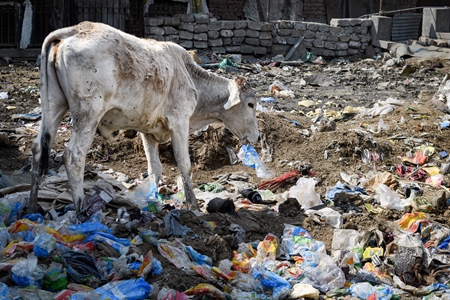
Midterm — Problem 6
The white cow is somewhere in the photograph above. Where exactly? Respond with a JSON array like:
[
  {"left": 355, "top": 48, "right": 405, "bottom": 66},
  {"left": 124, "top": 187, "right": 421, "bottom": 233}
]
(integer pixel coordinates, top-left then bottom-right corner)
[{"left": 28, "top": 21, "right": 259, "bottom": 216}]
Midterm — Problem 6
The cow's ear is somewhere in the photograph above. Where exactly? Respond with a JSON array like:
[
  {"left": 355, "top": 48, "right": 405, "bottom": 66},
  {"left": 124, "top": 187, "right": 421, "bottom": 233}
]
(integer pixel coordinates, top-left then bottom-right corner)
[{"left": 224, "top": 78, "right": 241, "bottom": 110}]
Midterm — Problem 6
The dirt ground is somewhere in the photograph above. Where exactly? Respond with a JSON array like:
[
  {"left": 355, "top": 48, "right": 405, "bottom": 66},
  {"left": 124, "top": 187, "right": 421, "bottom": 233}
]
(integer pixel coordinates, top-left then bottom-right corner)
[{"left": 2, "top": 51, "right": 450, "bottom": 298}]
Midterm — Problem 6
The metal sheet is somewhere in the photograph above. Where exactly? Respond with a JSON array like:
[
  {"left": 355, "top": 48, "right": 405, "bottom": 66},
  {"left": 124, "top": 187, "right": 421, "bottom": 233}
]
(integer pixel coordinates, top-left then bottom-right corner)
[{"left": 391, "top": 13, "right": 423, "bottom": 42}]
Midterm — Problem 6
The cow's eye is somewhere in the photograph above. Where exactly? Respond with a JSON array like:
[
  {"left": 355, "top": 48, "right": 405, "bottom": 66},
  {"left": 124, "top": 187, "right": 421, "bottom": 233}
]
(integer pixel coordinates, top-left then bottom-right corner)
[{"left": 248, "top": 103, "right": 254, "bottom": 109}]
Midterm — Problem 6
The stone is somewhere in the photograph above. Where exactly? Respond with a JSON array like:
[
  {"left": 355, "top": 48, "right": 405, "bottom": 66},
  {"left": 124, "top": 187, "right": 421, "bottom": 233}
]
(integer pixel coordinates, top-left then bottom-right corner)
[
  {"left": 164, "top": 26, "right": 178, "bottom": 35},
  {"left": 330, "top": 19, "right": 351, "bottom": 27},
  {"left": 344, "top": 27, "right": 353, "bottom": 34},
  {"left": 148, "top": 17, "right": 164, "bottom": 26},
  {"left": 330, "top": 26, "right": 343, "bottom": 35},
  {"left": 278, "top": 29, "right": 292, "bottom": 36},
  {"left": 248, "top": 22, "right": 262, "bottom": 30},
  {"left": 179, "top": 14, "right": 195, "bottom": 23},
  {"left": 349, "top": 40, "right": 361, "bottom": 48},
  {"left": 179, "top": 31, "right": 194, "bottom": 40},
  {"left": 208, "top": 30, "right": 220, "bottom": 39},
  {"left": 327, "top": 34, "right": 338, "bottom": 42},
  {"left": 361, "top": 19, "right": 372, "bottom": 27},
  {"left": 163, "top": 16, "right": 180, "bottom": 27},
  {"left": 223, "top": 38, "right": 232, "bottom": 45},
  {"left": 307, "top": 23, "right": 319, "bottom": 31},
  {"left": 254, "top": 46, "right": 267, "bottom": 55},
  {"left": 220, "top": 21, "right": 235, "bottom": 30},
  {"left": 294, "top": 22, "right": 306, "bottom": 30},
  {"left": 232, "top": 37, "right": 245, "bottom": 45},
  {"left": 225, "top": 45, "right": 241, "bottom": 53},
  {"left": 361, "top": 35, "right": 371, "bottom": 43},
  {"left": 287, "top": 37, "right": 299, "bottom": 45},
  {"left": 260, "top": 39, "right": 272, "bottom": 47},
  {"left": 194, "top": 24, "right": 208, "bottom": 33},
  {"left": 179, "top": 22, "right": 194, "bottom": 32},
  {"left": 149, "top": 27, "right": 164, "bottom": 35},
  {"left": 336, "top": 50, "right": 348, "bottom": 56},
  {"left": 234, "top": 29, "right": 246, "bottom": 37},
  {"left": 279, "top": 21, "right": 294, "bottom": 29},
  {"left": 148, "top": 35, "right": 164, "bottom": 41},
  {"left": 323, "top": 49, "right": 335, "bottom": 57},
  {"left": 319, "top": 24, "right": 330, "bottom": 32},
  {"left": 311, "top": 48, "right": 323, "bottom": 55},
  {"left": 165, "top": 35, "right": 179, "bottom": 43},
  {"left": 315, "top": 31, "right": 327, "bottom": 40},
  {"left": 245, "top": 37, "right": 260, "bottom": 46},
  {"left": 235, "top": 20, "right": 247, "bottom": 29},
  {"left": 351, "top": 33, "right": 360, "bottom": 41},
  {"left": 313, "top": 39, "right": 324, "bottom": 48},
  {"left": 361, "top": 27, "right": 368, "bottom": 34},
  {"left": 212, "top": 46, "right": 226, "bottom": 54},
  {"left": 246, "top": 29, "right": 260, "bottom": 38},
  {"left": 193, "top": 33, "right": 207, "bottom": 41},
  {"left": 194, "top": 14, "right": 210, "bottom": 24},
  {"left": 179, "top": 40, "right": 193, "bottom": 48},
  {"left": 304, "top": 30, "right": 315, "bottom": 39},
  {"left": 209, "top": 22, "right": 221, "bottom": 31},
  {"left": 220, "top": 30, "right": 234, "bottom": 37},
  {"left": 259, "top": 31, "right": 272, "bottom": 40},
  {"left": 348, "top": 48, "right": 361, "bottom": 55},
  {"left": 353, "top": 26, "right": 362, "bottom": 34},
  {"left": 350, "top": 19, "right": 362, "bottom": 26},
  {"left": 274, "top": 36, "right": 287, "bottom": 44},
  {"left": 336, "top": 42, "right": 348, "bottom": 50},
  {"left": 260, "top": 23, "right": 273, "bottom": 31},
  {"left": 241, "top": 44, "right": 255, "bottom": 53},
  {"left": 339, "top": 35, "right": 351, "bottom": 42},
  {"left": 208, "top": 39, "right": 223, "bottom": 47},
  {"left": 194, "top": 41, "right": 208, "bottom": 48},
  {"left": 325, "top": 41, "right": 337, "bottom": 50}
]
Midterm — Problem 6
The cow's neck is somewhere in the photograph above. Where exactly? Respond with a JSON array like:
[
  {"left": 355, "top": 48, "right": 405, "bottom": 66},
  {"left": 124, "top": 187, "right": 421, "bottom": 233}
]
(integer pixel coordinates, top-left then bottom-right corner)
[{"left": 189, "top": 74, "right": 231, "bottom": 132}]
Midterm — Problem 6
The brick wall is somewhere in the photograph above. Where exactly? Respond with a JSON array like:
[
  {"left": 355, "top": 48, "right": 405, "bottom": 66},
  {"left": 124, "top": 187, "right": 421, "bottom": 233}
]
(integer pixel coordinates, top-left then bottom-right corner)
[
  {"left": 146, "top": 2, "right": 187, "bottom": 17},
  {"left": 303, "top": 0, "right": 327, "bottom": 22},
  {"left": 207, "top": 0, "right": 245, "bottom": 20}
]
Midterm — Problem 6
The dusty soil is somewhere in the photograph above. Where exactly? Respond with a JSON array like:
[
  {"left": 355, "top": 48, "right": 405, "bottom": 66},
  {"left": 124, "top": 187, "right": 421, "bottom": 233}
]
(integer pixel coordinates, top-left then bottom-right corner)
[{"left": 2, "top": 52, "right": 450, "bottom": 298}]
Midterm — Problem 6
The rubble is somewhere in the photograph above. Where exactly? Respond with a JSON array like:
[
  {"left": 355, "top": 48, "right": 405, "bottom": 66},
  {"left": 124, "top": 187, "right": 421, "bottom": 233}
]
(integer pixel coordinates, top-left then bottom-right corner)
[{"left": 3, "top": 49, "right": 450, "bottom": 299}]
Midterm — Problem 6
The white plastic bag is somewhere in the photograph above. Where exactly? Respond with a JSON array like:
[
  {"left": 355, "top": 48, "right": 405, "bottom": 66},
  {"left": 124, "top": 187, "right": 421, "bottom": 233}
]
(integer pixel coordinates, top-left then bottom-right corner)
[
  {"left": 288, "top": 178, "right": 322, "bottom": 209},
  {"left": 374, "top": 184, "right": 407, "bottom": 210}
]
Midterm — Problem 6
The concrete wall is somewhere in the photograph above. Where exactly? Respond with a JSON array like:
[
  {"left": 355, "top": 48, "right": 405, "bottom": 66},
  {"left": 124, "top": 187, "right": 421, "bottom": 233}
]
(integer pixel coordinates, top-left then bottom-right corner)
[{"left": 144, "top": 14, "right": 372, "bottom": 58}]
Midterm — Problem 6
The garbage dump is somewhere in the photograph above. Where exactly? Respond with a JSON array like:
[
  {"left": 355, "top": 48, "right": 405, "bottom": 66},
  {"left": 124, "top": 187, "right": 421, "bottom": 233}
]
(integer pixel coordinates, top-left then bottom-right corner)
[{"left": 4, "top": 47, "right": 450, "bottom": 299}]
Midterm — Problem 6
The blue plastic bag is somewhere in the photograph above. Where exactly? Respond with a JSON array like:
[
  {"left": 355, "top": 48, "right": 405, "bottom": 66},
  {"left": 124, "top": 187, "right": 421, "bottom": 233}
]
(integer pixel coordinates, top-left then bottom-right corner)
[
  {"left": 186, "top": 246, "right": 212, "bottom": 266},
  {"left": 68, "top": 221, "right": 112, "bottom": 234},
  {"left": 95, "top": 277, "right": 152, "bottom": 300},
  {"left": 22, "top": 213, "right": 44, "bottom": 223},
  {"left": 85, "top": 232, "right": 130, "bottom": 255},
  {"left": 252, "top": 265, "right": 290, "bottom": 300},
  {"left": 33, "top": 232, "right": 56, "bottom": 257},
  {"left": 238, "top": 145, "right": 273, "bottom": 179}
]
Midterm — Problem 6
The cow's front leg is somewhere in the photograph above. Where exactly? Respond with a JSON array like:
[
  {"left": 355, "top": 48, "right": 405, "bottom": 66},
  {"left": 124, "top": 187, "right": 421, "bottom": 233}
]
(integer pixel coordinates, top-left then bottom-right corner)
[
  {"left": 169, "top": 125, "right": 199, "bottom": 211},
  {"left": 140, "top": 133, "right": 162, "bottom": 184}
]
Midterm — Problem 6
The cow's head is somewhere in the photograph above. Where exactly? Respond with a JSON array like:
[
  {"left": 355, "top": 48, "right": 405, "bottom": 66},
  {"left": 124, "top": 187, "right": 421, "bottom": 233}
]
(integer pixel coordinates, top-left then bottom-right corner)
[{"left": 222, "top": 76, "right": 259, "bottom": 145}]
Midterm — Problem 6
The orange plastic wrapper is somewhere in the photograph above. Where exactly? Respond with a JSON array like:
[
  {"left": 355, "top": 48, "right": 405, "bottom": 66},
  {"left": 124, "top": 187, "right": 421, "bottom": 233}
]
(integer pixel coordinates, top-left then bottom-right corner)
[
  {"left": 184, "top": 283, "right": 228, "bottom": 299},
  {"left": 396, "top": 212, "right": 428, "bottom": 232}
]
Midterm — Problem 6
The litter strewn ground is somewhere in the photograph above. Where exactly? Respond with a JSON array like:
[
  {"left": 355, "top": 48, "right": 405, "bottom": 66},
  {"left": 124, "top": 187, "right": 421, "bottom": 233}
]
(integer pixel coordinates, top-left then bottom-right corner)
[{"left": 2, "top": 51, "right": 450, "bottom": 299}]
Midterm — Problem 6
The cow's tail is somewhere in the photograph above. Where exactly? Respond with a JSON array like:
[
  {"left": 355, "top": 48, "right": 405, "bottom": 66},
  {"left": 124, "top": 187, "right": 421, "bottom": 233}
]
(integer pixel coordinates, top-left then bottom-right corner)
[{"left": 28, "top": 25, "right": 79, "bottom": 214}]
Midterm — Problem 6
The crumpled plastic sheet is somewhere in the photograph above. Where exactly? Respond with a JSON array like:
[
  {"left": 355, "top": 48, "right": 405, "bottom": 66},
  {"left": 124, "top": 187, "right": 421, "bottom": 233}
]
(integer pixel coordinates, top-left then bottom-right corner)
[{"left": 162, "top": 209, "right": 193, "bottom": 237}]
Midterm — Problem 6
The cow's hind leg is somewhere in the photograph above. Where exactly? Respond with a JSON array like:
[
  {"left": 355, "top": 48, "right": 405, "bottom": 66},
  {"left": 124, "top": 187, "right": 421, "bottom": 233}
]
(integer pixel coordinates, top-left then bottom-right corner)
[
  {"left": 140, "top": 133, "right": 162, "bottom": 184},
  {"left": 29, "top": 90, "right": 68, "bottom": 214},
  {"left": 64, "top": 111, "right": 100, "bottom": 216},
  {"left": 168, "top": 122, "right": 199, "bottom": 211}
]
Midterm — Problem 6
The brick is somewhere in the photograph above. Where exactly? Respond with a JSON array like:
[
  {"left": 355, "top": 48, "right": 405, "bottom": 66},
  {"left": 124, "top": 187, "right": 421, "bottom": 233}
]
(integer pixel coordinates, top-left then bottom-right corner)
[
  {"left": 194, "top": 41, "right": 208, "bottom": 48},
  {"left": 208, "top": 30, "right": 220, "bottom": 39},
  {"left": 195, "top": 14, "right": 210, "bottom": 24},
  {"left": 179, "top": 40, "right": 193, "bottom": 48},
  {"left": 245, "top": 37, "right": 260, "bottom": 46},
  {"left": 179, "top": 31, "right": 194, "bottom": 40},
  {"left": 235, "top": 20, "right": 247, "bottom": 29},
  {"left": 164, "top": 26, "right": 178, "bottom": 35},
  {"left": 248, "top": 22, "right": 262, "bottom": 30},
  {"left": 193, "top": 33, "right": 207, "bottom": 41},
  {"left": 234, "top": 29, "right": 246, "bottom": 37},
  {"left": 179, "top": 14, "right": 195, "bottom": 22},
  {"left": 220, "top": 30, "right": 234, "bottom": 37},
  {"left": 179, "top": 22, "right": 194, "bottom": 32}
]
